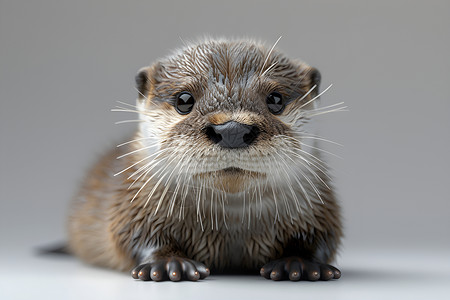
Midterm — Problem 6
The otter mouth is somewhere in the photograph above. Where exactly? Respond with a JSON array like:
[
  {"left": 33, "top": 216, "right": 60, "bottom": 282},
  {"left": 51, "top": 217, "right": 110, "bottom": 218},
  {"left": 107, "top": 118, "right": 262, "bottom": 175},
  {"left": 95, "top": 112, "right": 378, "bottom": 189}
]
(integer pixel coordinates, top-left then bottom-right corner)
[
  {"left": 194, "top": 167, "right": 265, "bottom": 193},
  {"left": 195, "top": 167, "right": 263, "bottom": 176},
  {"left": 222, "top": 167, "right": 245, "bottom": 173},
  {"left": 215, "top": 167, "right": 264, "bottom": 177}
]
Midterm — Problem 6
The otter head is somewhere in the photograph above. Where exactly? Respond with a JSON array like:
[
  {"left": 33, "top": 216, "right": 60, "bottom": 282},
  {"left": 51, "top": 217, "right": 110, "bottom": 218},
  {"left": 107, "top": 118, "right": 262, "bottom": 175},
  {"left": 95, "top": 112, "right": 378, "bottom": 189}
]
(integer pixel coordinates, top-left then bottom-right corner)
[{"left": 133, "top": 39, "right": 321, "bottom": 206}]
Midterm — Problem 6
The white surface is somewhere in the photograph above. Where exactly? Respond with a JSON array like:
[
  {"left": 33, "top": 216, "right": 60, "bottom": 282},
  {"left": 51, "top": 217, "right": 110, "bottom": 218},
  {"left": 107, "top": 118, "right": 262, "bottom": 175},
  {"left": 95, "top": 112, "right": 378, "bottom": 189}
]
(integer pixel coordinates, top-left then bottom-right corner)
[{"left": 1, "top": 245, "right": 449, "bottom": 300}]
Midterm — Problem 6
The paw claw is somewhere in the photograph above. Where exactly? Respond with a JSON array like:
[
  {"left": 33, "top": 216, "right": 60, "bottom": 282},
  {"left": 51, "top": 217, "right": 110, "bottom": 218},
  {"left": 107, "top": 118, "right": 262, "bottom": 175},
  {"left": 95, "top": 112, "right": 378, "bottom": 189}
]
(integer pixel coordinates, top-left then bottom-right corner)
[
  {"left": 270, "top": 271, "right": 281, "bottom": 281},
  {"left": 191, "top": 271, "right": 200, "bottom": 281},
  {"left": 289, "top": 271, "right": 300, "bottom": 281},
  {"left": 308, "top": 270, "right": 320, "bottom": 281},
  {"left": 150, "top": 270, "right": 162, "bottom": 281},
  {"left": 131, "top": 264, "right": 146, "bottom": 279}
]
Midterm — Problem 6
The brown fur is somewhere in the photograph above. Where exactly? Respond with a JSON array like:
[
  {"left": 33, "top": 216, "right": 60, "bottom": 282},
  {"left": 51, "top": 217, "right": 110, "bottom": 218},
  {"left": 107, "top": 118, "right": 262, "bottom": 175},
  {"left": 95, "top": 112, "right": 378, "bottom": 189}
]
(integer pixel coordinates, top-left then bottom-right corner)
[
  {"left": 68, "top": 38, "right": 342, "bottom": 275},
  {"left": 208, "top": 113, "right": 230, "bottom": 125}
]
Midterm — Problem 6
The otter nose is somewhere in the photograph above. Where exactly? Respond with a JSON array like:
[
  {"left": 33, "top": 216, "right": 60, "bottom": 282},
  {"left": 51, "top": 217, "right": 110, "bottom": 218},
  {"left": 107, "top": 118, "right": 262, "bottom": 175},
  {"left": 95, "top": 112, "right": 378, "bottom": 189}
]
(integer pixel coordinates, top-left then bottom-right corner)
[{"left": 205, "top": 121, "right": 260, "bottom": 148}]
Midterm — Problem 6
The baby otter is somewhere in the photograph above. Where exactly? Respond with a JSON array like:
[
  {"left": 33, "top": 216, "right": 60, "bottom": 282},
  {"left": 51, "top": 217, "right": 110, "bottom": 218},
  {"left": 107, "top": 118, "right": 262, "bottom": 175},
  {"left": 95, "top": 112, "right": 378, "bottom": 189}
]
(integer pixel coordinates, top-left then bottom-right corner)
[{"left": 68, "top": 38, "right": 343, "bottom": 281}]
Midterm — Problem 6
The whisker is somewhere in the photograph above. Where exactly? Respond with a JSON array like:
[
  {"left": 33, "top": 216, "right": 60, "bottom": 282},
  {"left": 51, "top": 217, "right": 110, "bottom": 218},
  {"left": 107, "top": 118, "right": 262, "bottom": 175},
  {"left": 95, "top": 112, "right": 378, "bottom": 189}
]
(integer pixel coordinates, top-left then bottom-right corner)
[
  {"left": 170, "top": 150, "right": 198, "bottom": 217},
  {"left": 117, "top": 100, "right": 140, "bottom": 109},
  {"left": 168, "top": 176, "right": 182, "bottom": 217},
  {"left": 117, "top": 144, "right": 160, "bottom": 159},
  {"left": 259, "top": 36, "right": 282, "bottom": 77},
  {"left": 298, "top": 84, "right": 333, "bottom": 110},
  {"left": 160, "top": 149, "right": 198, "bottom": 217},
  {"left": 242, "top": 189, "right": 246, "bottom": 223},
  {"left": 147, "top": 173, "right": 169, "bottom": 210},
  {"left": 117, "top": 137, "right": 157, "bottom": 148},
  {"left": 130, "top": 166, "right": 159, "bottom": 203},
  {"left": 307, "top": 101, "right": 346, "bottom": 113},
  {"left": 260, "top": 61, "right": 278, "bottom": 77},
  {"left": 298, "top": 84, "right": 317, "bottom": 101},
  {"left": 299, "top": 142, "right": 343, "bottom": 159},
  {"left": 284, "top": 149, "right": 332, "bottom": 181},
  {"left": 270, "top": 146, "right": 313, "bottom": 209},
  {"left": 133, "top": 87, "right": 149, "bottom": 101},
  {"left": 272, "top": 162, "right": 292, "bottom": 222},
  {"left": 276, "top": 135, "right": 330, "bottom": 166},
  {"left": 179, "top": 36, "right": 188, "bottom": 47},
  {"left": 215, "top": 190, "right": 219, "bottom": 231},
  {"left": 115, "top": 119, "right": 145, "bottom": 125},
  {"left": 221, "top": 190, "right": 228, "bottom": 230},
  {"left": 114, "top": 153, "right": 158, "bottom": 177},
  {"left": 127, "top": 153, "right": 167, "bottom": 181},
  {"left": 210, "top": 188, "right": 214, "bottom": 230},
  {"left": 279, "top": 134, "right": 341, "bottom": 159},
  {"left": 153, "top": 146, "right": 192, "bottom": 213},
  {"left": 305, "top": 107, "right": 348, "bottom": 118},
  {"left": 196, "top": 178, "right": 204, "bottom": 231},
  {"left": 270, "top": 182, "right": 280, "bottom": 223},
  {"left": 284, "top": 150, "right": 331, "bottom": 190},
  {"left": 292, "top": 134, "right": 343, "bottom": 147},
  {"left": 111, "top": 107, "right": 140, "bottom": 114},
  {"left": 127, "top": 148, "right": 178, "bottom": 188}
]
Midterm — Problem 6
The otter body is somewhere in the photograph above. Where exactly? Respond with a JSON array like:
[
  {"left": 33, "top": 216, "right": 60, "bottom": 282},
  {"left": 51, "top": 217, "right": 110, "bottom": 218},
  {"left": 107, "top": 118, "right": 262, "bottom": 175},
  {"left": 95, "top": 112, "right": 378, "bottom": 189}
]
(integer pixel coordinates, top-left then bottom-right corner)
[{"left": 68, "top": 39, "right": 343, "bottom": 281}]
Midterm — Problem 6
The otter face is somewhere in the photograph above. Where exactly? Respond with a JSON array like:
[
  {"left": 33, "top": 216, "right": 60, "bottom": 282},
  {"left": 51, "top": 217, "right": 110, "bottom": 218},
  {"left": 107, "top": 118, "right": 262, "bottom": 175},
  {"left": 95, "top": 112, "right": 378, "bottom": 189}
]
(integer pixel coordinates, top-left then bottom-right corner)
[{"left": 134, "top": 40, "right": 322, "bottom": 196}]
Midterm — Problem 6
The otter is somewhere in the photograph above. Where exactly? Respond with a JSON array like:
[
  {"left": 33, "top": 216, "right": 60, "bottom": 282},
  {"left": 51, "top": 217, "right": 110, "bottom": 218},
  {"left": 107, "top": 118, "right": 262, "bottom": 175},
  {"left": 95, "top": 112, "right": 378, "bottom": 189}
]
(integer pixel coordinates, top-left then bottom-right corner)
[{"left": 68, "top": 38, "right": 343, "bottom": 282}]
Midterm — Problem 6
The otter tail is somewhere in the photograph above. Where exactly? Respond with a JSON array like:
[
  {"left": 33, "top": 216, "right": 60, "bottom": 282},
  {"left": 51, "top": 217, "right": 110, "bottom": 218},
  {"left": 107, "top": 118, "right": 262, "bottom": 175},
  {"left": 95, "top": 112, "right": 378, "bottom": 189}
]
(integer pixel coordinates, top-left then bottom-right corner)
[{"left": 37, "top": 243, "right": 71, "bottom": 255}]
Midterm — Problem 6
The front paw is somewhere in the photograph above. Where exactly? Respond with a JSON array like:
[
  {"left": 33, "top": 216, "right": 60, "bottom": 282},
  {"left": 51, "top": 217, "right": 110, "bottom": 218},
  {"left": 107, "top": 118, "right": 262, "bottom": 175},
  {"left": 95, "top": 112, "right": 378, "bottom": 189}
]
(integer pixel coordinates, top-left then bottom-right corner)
[
  {"left": 260, "top": 256, "right": 341, "bottom": 281},
  {"left": 131, "top": 257, "right": 210, "bottom": 282}
]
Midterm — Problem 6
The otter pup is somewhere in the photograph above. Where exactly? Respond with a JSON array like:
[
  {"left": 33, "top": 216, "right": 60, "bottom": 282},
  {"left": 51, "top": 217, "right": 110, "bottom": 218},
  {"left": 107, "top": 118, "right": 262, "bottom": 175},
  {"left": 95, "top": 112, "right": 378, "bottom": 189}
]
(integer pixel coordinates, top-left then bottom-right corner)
[{"left": 68, "top": 38, "right": 343, "bottom": 282}]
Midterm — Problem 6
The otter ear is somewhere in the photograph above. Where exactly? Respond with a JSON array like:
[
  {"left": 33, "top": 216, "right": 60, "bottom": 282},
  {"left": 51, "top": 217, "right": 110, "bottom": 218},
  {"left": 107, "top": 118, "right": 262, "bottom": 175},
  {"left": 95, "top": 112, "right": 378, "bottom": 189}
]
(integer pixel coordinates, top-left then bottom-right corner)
[
  {"left": 135, "top": 67, "right": 150, "bottom": 100},
  {"left": 308, "top": 67, "right": 321, "bottom": 97}
]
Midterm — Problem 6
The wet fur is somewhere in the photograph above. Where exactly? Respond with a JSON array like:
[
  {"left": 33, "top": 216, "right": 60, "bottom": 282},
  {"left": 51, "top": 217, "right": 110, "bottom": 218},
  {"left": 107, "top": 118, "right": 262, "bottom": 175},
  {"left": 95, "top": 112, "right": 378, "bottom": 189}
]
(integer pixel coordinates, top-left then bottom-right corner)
[{"left": 68, "top": 38, "right": 342, "bottom": 275}]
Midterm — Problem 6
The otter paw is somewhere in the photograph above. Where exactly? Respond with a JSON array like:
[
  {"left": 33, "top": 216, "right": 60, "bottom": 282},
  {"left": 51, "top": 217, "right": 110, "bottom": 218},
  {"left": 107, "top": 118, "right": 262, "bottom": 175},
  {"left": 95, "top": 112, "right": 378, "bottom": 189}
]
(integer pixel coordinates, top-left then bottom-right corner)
[
  {"left": 260, "top": 257, "right": 341, "bottom": 281},
  {"left": 131, "top": 257, "right": 210, "bottom": 282}
]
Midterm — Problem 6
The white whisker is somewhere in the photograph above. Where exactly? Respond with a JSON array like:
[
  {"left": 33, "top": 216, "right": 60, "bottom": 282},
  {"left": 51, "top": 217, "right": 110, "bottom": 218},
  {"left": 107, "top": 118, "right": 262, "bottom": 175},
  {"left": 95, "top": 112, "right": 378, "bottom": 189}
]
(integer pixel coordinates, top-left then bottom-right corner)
[
  {"left": 117, "top": 137, "right": 157, "bottom": 148},
  {"left": 298, "top": 84, "right": 333, "bottom": 110},
  {"left": 260, "top": 61, "right": 278, "bottom": 77},
  {"left": 298, "top": 84, "right": 317, "bottom": 101},
  {"left": 294, "top": 135, "right": 343, "bottom": 147},
  {"left": 133, "top": 87, "right": 149, "bottom": 101},
  {"left": 115, "top": 119, "right": 145, "bottom": 125},
  {"left": 307, "top": 101, "right": 346, "bottom": 113},
  {"left": 117, "top": 100, "right": 140, "bottom": 109},
  {"left": 259, "top": 36, "right": 282, "bottom": 77},
  {"left": 117, "top": 144, "right": 160, "bottom": 159},
  {"left": 305, "top": 107, "right": 348, "bottom": 118},
  {"left": 114, "top": 153, "right": 157, "bottom": 177},
  {"left": 111, "top": 107, "right": 140, "bottom": 114},
  {"left": 147, "top": 173, "right": 169, "bottom": 210}
]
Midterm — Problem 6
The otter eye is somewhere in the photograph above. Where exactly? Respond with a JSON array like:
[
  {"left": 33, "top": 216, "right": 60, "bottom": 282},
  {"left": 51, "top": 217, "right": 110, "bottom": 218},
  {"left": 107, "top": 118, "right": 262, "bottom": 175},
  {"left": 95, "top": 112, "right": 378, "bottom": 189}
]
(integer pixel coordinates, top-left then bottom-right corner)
[
  {"left": 266, "top": 92, "right": 284, "bottom": 114},
  {"left": 175, "top": 92, "right": 195, "bottom": 114}
]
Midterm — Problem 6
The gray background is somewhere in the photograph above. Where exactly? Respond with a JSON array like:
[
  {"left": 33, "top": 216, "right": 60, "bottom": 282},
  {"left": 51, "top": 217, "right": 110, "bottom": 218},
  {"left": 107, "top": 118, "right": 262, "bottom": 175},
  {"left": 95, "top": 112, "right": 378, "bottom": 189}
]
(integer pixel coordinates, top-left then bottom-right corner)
[{"left": 1, "top": 0, "right": 449, "bottom": 299}]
